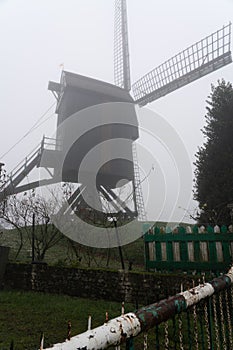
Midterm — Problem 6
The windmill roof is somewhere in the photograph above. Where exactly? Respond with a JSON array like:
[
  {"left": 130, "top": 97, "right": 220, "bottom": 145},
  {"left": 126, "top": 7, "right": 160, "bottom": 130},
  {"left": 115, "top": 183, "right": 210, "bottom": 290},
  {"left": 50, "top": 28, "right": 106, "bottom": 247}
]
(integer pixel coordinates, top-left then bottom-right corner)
[{"left": 49, "top": 70, "right": 134, "bottom": 103}]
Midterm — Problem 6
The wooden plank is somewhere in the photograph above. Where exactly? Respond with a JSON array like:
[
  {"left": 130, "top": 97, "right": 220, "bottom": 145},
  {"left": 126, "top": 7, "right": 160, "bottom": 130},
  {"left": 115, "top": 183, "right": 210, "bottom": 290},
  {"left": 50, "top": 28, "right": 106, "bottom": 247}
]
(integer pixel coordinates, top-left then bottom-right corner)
[
  {"left": 155, "top": 242, "right": 162, "bottom": 262},
  {"left": 194, "top": 241, "right": 201, "bottom": 262},
  {"left": 209, "top": 241, "right": 217, "bottom": 263},
  {"left": 166, "top": 241, "right": 173, "bottom": 262},
  {"left": 180, "top": 241, "right": 188, "bottom": 262},
  {"left": 222, "top": 241, "right": 231, "bottom": 264}
]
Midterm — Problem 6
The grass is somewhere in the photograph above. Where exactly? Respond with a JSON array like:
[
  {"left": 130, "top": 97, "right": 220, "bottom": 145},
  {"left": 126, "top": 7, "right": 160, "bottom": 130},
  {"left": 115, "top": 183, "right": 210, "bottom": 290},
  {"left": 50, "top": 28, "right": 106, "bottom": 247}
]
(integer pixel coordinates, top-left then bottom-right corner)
[
  {"left": 0, "top": 290, "right": 198, "bottom": 350},
  {"left": 0, "top": 225, "right": 146, "bottom": 271},
  {"left": 1, "top": 290, "right": 228, "bottom": 350},
  {"left": 1, "top": 220, "right": 185, "bottom": 270},
  {"left": 0, "top": 222, "right": 199, "bottom": 349},
  {"left": 0, "top": 290, "right": 135, "bottom": 350}
]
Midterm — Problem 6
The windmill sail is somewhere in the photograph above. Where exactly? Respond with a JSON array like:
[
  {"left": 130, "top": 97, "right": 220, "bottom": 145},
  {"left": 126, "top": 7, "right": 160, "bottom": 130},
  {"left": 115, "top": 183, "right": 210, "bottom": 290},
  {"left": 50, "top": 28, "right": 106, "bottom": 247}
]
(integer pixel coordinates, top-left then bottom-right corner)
[
  {"left": 133, "top": 23, "right": 232, "bottom": 106},
  {"left": 114, "top": 0, "right": 131, "bottom": 91}
]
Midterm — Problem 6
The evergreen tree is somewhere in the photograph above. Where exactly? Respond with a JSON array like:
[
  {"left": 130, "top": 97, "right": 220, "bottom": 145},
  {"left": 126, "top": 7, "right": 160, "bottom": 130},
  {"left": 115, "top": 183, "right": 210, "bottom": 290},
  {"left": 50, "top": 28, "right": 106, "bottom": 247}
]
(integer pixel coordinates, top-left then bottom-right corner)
[{"left": 194, "top": 79, "right": 233, "bottom": 225}]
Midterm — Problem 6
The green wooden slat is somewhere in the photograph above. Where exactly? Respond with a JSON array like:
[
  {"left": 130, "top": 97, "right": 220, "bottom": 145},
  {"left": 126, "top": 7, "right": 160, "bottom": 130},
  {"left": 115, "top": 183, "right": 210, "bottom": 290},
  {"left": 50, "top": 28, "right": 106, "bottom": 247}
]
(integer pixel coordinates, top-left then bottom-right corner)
[
  {"left": 193, "top": 225, "right": 199, "bottom": 233},
  {"left": 221, "top": 225, "right": 227, "bottom": 233},
  {"left": 193, "top": 241, "right": 201, "bottom": 263},
  {"left": 166, "top": 241, "right": 173, "bottom": 262},
  {"left": 178, "top": 226, "right": 186, "bottom": 234},
  {"left": 143, "top": 232, "right": 150, "bottom": 272},
  {"left": 207, "top": 225, "right": 214, "bottom": 233},
  {"left": 155, "top": 242, "right": 162, "bottom": 262},
  {"left": 222, "top": 241, "right": 231, "bottom": 263},
  {"left": 209, "top": 241, "right": 217, "bottom": 262},
  {"left": 144, "top": 242, "right": 150, "bottom": 271},
  {"left": 180, "top": 241, "right": 188, "bottom": 262}
]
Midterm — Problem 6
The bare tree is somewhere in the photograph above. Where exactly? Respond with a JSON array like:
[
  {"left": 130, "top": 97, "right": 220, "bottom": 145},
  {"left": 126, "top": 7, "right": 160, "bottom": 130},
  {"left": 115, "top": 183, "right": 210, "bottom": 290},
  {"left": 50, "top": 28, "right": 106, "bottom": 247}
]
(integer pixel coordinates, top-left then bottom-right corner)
[
  {"left": 0, "top": 189, "right": 64, "bottom": 262},
  {"left": 0, "top": 166, "right": 25, "bottom": 258}
]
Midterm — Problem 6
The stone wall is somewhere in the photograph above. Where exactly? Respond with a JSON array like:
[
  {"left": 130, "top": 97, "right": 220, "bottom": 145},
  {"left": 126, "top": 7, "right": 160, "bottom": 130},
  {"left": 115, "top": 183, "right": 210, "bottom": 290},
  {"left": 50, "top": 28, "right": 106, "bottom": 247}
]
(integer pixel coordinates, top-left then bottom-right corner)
[{"left": 4, "top": 263, "right": 197, "bottom": 304}]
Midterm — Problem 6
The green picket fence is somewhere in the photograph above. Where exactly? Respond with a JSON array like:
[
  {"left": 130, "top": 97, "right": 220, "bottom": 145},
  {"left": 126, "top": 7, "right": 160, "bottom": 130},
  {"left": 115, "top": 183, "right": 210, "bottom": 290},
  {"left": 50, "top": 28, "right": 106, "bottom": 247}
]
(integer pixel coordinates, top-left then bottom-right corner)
[{"left": 143, "top": 224, "right": 233, "bottom": 273}]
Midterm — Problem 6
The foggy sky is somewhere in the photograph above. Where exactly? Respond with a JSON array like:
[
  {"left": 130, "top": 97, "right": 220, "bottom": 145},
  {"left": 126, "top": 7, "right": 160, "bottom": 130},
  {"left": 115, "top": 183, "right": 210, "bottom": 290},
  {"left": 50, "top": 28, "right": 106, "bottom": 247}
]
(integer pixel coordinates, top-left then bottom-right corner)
[{"left": 0, "top": 0, "right": 233, "bottom": 222}]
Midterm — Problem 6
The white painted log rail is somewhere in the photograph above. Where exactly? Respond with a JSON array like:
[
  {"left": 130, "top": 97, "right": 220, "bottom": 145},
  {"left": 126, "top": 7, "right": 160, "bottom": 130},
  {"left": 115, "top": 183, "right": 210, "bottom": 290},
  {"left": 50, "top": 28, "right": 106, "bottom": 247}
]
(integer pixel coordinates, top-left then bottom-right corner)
[{"left": 42, "top": 265, "right": 233, "bottom": 350}]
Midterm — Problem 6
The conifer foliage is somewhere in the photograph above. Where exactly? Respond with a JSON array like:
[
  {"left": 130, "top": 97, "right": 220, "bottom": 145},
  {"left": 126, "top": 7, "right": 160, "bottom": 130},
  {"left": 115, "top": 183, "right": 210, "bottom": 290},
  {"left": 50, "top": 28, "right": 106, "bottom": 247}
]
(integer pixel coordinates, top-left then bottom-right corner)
[{"left": 194, "top": 80, "right": 233, "bottom": 225}]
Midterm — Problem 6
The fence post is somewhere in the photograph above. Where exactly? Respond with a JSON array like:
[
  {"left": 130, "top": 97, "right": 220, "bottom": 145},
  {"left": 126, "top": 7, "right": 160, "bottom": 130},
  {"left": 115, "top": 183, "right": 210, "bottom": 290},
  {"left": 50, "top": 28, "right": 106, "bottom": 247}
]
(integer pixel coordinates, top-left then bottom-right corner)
[
  {"left": 126, "top": 337, "right": 134, "bottom": 350},
  {"left": 143, "top": 223, "right": 151, "bottom": 271}
]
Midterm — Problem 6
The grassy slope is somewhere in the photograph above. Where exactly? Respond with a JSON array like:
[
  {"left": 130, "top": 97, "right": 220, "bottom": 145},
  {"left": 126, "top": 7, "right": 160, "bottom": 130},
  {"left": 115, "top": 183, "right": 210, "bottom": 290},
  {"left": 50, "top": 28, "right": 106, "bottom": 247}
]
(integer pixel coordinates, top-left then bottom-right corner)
[
  {"left": 0, "top": 290, "right": 136, "bottom": 350},
  {"left": 0, "top": 222, "right": 150, "bottom": 269},
  {"left": 1, "top": 221, "right": 187, "bottom": 270}
]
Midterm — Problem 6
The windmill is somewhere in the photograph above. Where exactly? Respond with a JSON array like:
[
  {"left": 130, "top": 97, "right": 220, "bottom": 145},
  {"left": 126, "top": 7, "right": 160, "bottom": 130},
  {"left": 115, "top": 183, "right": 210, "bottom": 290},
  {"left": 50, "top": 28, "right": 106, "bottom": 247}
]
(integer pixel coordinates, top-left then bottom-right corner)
[{"left": 0, "top": 0, "right": 232, "bottom": 226}]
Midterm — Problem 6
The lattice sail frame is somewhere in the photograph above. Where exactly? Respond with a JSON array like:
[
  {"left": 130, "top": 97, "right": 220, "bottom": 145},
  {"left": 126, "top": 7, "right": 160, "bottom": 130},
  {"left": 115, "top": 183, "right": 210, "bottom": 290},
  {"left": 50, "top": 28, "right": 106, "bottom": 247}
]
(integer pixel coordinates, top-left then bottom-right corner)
[
  {"left": 132, "top": 23, "right": 232, "bottom": 106},
  {"left": 114, "top": 0, "right": 131, "bottom": 91}
]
